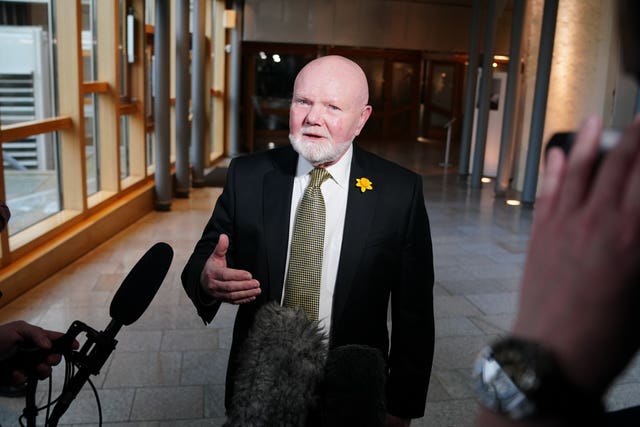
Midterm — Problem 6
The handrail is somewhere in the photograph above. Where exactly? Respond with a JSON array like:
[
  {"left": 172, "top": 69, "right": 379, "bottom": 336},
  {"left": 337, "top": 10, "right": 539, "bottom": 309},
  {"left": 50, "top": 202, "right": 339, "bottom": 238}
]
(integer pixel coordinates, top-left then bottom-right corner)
[
  {"left": 0, "top": 116, "right": 73, "bottom": 143},
  {"left": 82, "top": 81, "right": 110, "bottom": 93}
]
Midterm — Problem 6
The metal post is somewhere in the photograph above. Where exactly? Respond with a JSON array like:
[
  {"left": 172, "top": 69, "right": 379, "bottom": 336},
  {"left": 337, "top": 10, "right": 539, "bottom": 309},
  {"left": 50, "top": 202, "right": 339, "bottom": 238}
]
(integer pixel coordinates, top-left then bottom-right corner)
[
  {"left": 521, "top": 0, "right": 559, "bottom": 206},
  {"left": 440, "top": 118, "right": 456, "bottom": 169},
  {"left": 458, "top": 0, "right": 482, "bottom": 179},
  {"left": 154, "top": 0, "right": 171, "bottom": 211},
  {"left": 175, "top": 0, "right": 190, "bottom": 197}
]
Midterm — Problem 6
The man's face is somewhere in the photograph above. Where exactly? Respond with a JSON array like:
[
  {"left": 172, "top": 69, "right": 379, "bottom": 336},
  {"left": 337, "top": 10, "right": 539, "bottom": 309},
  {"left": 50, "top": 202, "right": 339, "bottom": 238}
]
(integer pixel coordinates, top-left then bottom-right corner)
[{"left": 289, "top": 58, "right": 371, "bottom": 167}]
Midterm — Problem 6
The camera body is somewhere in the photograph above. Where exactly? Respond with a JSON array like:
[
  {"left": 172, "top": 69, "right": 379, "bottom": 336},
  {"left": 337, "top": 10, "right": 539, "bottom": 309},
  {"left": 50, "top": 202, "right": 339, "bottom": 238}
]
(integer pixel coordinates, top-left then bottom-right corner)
[{"left": 545, "top": 128, "right": 622, "bottom": 169}]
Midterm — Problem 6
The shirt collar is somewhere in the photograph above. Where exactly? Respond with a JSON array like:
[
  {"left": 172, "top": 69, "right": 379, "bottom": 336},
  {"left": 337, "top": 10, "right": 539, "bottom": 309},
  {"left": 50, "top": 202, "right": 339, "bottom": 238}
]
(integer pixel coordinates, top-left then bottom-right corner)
[{"left": 295, "top": 144, "right": 353, "bottom": 190}]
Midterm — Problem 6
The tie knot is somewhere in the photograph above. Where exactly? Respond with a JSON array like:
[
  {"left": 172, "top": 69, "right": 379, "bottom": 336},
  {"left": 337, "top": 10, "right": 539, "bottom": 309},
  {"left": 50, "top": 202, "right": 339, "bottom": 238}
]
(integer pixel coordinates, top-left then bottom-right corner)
[{"left": 309, "top": 168, "right": 331, "bottom": 189}]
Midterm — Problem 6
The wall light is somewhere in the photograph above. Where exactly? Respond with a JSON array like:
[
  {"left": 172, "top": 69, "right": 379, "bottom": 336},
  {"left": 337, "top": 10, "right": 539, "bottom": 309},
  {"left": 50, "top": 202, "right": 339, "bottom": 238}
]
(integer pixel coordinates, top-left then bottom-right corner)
[
  {"left": 223, "top": 10, "right": 236, "bottom": 28},
  {"left": 481, "top": 177, "right": 492, "bottom": 183},
  {"left": 506, "top": 199, "right": 521, "bottom": 206}
]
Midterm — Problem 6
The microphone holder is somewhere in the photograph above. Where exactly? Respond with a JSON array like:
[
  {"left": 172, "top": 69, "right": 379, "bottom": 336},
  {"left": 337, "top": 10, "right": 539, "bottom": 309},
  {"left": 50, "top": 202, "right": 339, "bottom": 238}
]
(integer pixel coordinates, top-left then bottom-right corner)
[
  {"left": 23, "top": 319, "right": 121, "bottom": 426},
  {"left": 23, "top": 372, "right": 38, "bottom": 427},
  {"left": 19, "top": 241, "right": 172, "bottom": 426}
]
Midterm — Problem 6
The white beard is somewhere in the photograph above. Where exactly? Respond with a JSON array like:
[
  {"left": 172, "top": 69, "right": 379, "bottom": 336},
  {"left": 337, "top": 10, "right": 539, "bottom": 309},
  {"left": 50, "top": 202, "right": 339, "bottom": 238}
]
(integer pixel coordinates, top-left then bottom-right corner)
[{"left": 289, "top": 133, "right": 352, "bottom": 166}]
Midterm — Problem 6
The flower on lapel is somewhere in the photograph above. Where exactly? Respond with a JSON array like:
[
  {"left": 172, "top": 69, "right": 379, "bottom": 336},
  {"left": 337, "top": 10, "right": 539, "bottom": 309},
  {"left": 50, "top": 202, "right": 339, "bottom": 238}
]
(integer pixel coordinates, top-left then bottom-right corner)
[{"left": 355, "top": 177, "right": 373, "bottom": 193}]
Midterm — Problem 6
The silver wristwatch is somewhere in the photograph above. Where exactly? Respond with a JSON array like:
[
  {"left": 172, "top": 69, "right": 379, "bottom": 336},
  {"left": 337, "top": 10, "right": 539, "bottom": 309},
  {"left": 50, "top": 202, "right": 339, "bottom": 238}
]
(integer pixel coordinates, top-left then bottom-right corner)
[{"left": 471, "top": 337, "right": 603, "bottom": 421}]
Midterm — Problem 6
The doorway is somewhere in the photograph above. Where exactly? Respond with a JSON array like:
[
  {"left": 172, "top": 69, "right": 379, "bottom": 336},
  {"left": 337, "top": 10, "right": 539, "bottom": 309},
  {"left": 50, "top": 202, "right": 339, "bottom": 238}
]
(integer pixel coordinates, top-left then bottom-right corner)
[
  {"left": 241, "top": 43, "right": 424, "bottom": 152},
  {"left": 418, "top": 59, "right": 465, "bottom": 144}
]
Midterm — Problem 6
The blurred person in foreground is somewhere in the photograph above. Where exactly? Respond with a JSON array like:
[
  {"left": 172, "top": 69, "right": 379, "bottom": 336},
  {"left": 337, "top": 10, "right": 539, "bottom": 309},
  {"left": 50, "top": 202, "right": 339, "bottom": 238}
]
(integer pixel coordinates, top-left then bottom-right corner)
[{"left": 472, "top": 0, "right": 640, "bottom": 425}]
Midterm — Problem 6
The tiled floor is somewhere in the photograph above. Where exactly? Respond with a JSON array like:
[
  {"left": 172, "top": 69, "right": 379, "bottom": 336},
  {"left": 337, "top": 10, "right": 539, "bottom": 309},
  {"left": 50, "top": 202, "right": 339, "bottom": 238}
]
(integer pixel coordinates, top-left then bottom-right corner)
[{"left": 1, "top": 138, "right": 639, "bottom": 426}]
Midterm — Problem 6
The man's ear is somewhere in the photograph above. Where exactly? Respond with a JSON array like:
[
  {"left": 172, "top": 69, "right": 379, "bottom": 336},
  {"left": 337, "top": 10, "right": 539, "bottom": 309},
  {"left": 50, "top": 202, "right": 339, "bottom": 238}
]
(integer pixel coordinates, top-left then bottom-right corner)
[{"left": 354, "top": 105, "right": 373, "bottom": 136}]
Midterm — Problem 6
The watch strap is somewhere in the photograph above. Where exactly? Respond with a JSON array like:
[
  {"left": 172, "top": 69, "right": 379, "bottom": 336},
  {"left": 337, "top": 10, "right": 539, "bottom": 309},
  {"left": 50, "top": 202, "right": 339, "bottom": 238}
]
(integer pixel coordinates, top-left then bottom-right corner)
[{"left": 474, "top": 337, "right": 605, "bottom": 422}]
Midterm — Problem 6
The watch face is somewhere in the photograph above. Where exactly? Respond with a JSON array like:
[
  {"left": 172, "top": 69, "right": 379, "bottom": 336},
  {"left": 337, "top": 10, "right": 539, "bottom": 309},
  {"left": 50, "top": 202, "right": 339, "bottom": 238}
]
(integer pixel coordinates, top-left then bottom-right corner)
[
  {"left": 492, "top": 341, "right": 544, "bottom": 394},
  {"left": 473, "top": 338, "right": 605, "bottom": 421},
  {"left": 472, "top": 345, "right": 536, "bottom": 419}
]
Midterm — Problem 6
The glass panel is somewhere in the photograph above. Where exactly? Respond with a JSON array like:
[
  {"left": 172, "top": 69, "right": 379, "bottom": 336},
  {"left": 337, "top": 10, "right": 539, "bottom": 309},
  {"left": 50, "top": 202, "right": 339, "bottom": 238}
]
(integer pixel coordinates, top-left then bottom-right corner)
[
  {"left": 253, "top": 51, "right": 313, "bottom": 132},
  {"left": 118, "top": 0, "right": 132, "bottom": 100},
  {"left": 0, "top": 1, "right": 55, "bottom": 125},
  {"left": 81, "top": 0, "right": 96, "bottom": 81},
  {"left": 146, "top": 131, "right": 154, "bottom": 168},
  {"left": 354, "top": 58, "right": 385, "bottom": 110},
  {"left": 144, "top": 29, "right": 154, "bottom": 123},
  {"left": 489, "top": 77, "right": 502, "bottom": 110},
  {"left": 431, "top": 64, "right": 454, "bottom": 110},
  {"left": 429, "top": 111, "right": 451, "bottom": 129},
  {"left": 120, "top": 115, "right": 130, "bottom": 179},
  {"left": 1, "top": 1, "right": 62, "bottom": 234},
  {"left": 84, "top": 93, "right": 99, "bottom": 194},
  {"left": 82, "top": 0, "right": 99, "bottom": 195},
  {"left": 391, "top": 61, "right": 415, "bottom": 108},
  {"left": 3, "top": 132, "right": 61, "bottom": 236}
]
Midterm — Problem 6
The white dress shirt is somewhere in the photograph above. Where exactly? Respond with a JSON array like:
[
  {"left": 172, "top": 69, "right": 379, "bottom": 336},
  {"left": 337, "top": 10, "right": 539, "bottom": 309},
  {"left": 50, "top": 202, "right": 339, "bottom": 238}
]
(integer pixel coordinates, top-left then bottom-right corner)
[{"left": 281, "top": 145, "right": 352, "bottom": 333}]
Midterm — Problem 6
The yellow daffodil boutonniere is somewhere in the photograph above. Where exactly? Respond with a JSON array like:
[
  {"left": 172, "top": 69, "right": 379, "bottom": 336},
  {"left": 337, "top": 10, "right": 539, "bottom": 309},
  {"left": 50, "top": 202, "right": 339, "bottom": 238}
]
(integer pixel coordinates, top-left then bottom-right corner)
[{"left": 355, "top": 177, "right": 373, "bottom": 193}]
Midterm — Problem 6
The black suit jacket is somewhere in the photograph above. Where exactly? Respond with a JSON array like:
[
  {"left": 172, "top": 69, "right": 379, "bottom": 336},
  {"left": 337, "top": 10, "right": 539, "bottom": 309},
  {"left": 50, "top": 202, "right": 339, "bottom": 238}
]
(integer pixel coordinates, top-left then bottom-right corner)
[{"left": 182, "top": 144, "right": 435, "bottom": 419}]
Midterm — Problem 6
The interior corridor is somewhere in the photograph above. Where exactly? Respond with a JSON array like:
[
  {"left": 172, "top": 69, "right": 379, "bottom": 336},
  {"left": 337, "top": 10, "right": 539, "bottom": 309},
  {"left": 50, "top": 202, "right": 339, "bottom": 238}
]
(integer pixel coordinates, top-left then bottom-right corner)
[{"left": 0, "top": 138, "right": 639, "bottom": 426}]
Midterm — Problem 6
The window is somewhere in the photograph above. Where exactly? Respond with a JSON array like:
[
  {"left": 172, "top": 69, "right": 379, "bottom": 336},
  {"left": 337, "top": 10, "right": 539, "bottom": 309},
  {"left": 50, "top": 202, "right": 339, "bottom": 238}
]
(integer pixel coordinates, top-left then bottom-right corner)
[
  {"left": 82, "top": 0, "right": 100, "bottom": 195},
  {"left": 0, "top": 0, "right": 62, "bottom": 235}
]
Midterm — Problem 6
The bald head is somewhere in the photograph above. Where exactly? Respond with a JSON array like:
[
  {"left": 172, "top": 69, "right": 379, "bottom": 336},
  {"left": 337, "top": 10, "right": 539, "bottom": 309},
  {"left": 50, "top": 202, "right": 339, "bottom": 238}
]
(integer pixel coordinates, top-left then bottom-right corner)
[
  {"left": 289, "top": 55, "right": 373, "bottom": 166},
  {"left": 294, "top": 55, "right": 370, "bottom": 108}
]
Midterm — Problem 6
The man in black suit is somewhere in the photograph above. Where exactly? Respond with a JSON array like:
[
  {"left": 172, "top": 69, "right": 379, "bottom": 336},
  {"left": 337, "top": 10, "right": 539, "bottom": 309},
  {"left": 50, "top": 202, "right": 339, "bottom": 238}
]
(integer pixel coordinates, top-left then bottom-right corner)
[{"left": 182, "top": 55, "right": 434, "bottom": 426}]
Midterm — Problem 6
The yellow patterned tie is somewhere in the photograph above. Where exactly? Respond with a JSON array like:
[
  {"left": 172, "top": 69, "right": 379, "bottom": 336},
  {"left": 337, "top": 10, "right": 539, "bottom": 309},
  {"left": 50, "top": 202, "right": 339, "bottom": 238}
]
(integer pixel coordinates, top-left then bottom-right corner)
[{"left": 283, "top": 168, "right": 331, "bottom": 320}]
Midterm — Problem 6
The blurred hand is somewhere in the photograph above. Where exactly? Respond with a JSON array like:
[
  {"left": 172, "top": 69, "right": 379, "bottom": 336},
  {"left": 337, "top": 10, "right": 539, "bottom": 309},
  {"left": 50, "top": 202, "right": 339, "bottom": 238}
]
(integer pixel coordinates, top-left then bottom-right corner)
[
  {"left": 200, "top": 234, "right": 261, "bottom": 304},
  {"left": 0, "top": 320, "right": 74, "bottom": 384},
  {"left": 512, "top": 114, "right": 640, "bottom": 396}
]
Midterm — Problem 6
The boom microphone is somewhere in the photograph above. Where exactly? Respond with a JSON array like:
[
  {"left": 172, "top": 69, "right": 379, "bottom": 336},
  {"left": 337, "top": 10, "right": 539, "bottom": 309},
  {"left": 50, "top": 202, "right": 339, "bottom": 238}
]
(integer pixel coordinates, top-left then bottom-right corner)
[
  {"left": 44, "top": 242, "right": 174, "bottom": 426},
  {"left": 110, "top": 241, "right": 174, "bottom": 325}
]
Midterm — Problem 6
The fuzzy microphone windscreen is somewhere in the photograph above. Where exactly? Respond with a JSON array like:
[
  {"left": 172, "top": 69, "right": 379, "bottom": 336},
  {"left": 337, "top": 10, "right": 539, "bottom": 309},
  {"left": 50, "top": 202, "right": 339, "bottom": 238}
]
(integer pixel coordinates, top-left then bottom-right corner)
[{"left": 224, "top": 302, "right": 328, "bottom": 427}]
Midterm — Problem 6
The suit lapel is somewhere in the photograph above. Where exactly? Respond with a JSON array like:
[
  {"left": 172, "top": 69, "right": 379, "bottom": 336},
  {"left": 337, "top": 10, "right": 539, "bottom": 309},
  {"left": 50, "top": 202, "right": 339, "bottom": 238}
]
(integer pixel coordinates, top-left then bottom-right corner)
[
  {"left": 332, "top": 146, "right": 378, "bottom": 326},
  {"left": 264, "top": 148, "right": 297, "bottom": 302}
]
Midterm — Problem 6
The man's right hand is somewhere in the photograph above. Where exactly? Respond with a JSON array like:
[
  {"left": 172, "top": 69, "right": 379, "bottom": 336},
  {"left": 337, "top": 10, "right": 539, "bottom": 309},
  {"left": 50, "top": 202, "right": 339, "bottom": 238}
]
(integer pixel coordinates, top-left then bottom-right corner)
[{"left": 200, "top": 234, "right": 261, "bottom": 304}]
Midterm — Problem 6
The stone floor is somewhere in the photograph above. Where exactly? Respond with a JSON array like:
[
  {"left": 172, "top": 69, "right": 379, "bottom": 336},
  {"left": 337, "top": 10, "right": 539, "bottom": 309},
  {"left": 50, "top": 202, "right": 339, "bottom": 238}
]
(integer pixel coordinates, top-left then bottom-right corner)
[{"left": 0, "top": 138, "right": 639, "bottom": 426}]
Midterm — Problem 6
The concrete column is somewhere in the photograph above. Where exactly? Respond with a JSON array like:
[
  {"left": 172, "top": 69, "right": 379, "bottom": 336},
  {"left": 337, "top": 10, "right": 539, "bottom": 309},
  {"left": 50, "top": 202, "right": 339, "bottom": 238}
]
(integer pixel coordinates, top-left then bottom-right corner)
[
  {"left": 154, "top": 0, "right": 171, "bottom": 211},
  {"left": 457, "top": 0, "right": 482, "bottom": 179},
  {"left": 521, "top": 0, "right": 559, "bottom": 206},
  {"left": 191, "top": 0, "right": 207, "bottom": 186},
  {"left": 470, "top": 0, "right": 499, "bottom": 188},
  {"left": 494, "top": 0, "right": 525, "bottom": 196},
  {"left": 175, "top": 0, "right": 190, "bottom": 197},
  {"left": 227, "top": 0, "right": 243, "bottom": 156}
]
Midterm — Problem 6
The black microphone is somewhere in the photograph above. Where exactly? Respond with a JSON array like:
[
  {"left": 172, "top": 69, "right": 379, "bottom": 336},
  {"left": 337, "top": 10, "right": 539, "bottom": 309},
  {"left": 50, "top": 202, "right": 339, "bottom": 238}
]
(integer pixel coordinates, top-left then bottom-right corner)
[
  {"left": 318, "top": 344, "right": 387, "bottom": 427},
  {"left": 224, "top": 302, "right": 328, "bottom": 427},
  {"left": 45, "top": 242, "right": 173, "bottom": 426},
  {"left": 110, "top": 241, "right": 174, "bottom": 326}
]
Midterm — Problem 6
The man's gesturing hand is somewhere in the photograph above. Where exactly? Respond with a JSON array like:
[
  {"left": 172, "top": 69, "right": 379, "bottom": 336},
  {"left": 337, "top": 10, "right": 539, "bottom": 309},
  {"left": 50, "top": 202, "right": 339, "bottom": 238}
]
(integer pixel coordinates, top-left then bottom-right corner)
[{"left": 200, "top": 234, "right": 261, "bottom": 304}]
